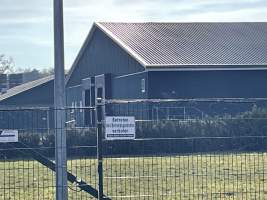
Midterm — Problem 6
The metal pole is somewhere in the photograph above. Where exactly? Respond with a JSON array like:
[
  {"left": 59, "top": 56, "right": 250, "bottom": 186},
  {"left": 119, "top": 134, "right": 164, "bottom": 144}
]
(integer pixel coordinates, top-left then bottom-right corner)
[
  {"left": 96, "top": 97, "right": 104, "bottom": 200},
  {"left": 53, "top": 0, "right": 68, "bottom": 199}
]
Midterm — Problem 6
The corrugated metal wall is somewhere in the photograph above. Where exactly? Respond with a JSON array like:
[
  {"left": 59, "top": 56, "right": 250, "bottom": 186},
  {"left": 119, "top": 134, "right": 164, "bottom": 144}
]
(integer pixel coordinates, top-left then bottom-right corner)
[
  {"left": 67, "top": 27, "right": 145, "bottom": 87},
  {"left": 0, "top": 80, "right": 54, "bottom": 107},
  {"left": 112, "top": 72, "right": 148, "bottom": 99},
  {"left": 148, "top": 70, "right": 267, "bottom": 99}
]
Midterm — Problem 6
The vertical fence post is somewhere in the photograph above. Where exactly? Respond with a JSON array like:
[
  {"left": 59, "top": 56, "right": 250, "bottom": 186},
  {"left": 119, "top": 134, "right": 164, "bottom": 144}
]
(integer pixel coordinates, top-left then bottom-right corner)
[
  {"left": 53, "top": 0, "right": 68, "bottom": 199},
  {"left": 96, "top": 97, "right": 104, "bottom": 200}
]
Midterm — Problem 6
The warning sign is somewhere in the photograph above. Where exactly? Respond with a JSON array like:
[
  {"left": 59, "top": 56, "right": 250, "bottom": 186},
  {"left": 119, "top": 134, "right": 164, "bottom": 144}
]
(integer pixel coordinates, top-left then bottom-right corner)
[
  {"left": 0, "top": 130, "right": 18, "bottom": 143},
  {"left": 105, "top": 116, "right": 135, "bottom": 140}
]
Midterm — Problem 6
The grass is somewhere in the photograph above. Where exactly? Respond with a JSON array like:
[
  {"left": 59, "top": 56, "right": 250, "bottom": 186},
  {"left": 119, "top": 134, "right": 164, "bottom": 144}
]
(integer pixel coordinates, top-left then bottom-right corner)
[{"left": 0, "top": 152, "right": 267, "bottom": 199}]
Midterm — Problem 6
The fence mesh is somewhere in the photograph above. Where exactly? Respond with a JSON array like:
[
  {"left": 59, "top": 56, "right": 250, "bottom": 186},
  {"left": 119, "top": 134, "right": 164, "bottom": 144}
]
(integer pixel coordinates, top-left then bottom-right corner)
[
  {"left": 0, "top": 108, "right": 98, "bottom": 200},
  {"left": 102, "top": 99, "right": 267, "bottom": 199},
  {"left": 0, "top": 99, "right": 267, "bottom": 199}
]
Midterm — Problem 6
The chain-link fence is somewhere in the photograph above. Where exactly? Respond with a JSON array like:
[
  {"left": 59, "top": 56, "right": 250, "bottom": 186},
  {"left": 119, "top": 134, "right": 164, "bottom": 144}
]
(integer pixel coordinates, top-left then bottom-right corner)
[
  {"left": 0, "top": 99, "right": 267, "bottom": 199},
  {"left": 0, "top": 107, "right": 99, "bottom": 200},
  {"left": 101, "top": 99, "right": 267, "bottom": 199}
]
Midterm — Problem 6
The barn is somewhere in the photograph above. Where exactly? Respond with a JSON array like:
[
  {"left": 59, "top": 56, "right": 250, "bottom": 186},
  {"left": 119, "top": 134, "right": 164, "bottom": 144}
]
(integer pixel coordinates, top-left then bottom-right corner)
[
  {"left": 0, "top": 75, "right": 54, "bottom": 107},
  {"left": 0, "top": 76, "right": 54, "bottom": 130},
  {"left": 66, "top": 22, "right": 267, "bottom": 125}
]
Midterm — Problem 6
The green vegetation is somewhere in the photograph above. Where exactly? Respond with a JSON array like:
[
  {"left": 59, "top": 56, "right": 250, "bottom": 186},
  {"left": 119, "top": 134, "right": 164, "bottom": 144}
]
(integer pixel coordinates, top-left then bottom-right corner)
[
  {"left": 9, "top": 107, "right": 267, "bottom": 159},
  {"left": 1, "top": 152, "right": 267, "bottom": 200},
  {"left": 136, "top": 105, "right": 267, "bottom": 138},
  {"left": 1, "top": 107, "right": 267, "bottom": 199}
]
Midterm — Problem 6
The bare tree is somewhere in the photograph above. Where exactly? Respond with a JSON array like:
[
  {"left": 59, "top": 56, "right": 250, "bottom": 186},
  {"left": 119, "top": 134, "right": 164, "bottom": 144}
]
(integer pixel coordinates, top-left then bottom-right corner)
[
  {"left": 40, "top": 68, "right": 54, "bottom": 77},
  {"left": 0, "top": 54, "right": 14, "bottom": 74}
]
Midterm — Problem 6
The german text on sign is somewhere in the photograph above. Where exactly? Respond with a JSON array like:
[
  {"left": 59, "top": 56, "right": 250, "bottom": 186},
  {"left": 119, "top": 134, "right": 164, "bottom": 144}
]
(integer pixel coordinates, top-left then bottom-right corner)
[{"left": 105, "top": 116, "right": 135, "bottom": 140}]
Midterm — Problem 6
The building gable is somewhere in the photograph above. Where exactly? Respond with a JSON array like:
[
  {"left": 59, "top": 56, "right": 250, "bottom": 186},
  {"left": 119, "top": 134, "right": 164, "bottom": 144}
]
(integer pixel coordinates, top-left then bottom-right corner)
[
  {"left": 98, "top": 22, "right": 267, "bottom": 67},
  {"left": 66, "top": 26, "right": 145, "bottom": 87},
  {"left": 66, "top": 22, "right": 267, "bottom": 87}
]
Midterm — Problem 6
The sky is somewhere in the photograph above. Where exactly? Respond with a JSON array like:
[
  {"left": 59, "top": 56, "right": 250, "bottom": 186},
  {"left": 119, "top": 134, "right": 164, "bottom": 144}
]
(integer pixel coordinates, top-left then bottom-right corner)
[{"left": 0, "top": 0, "right": 267, "bottom": 71}]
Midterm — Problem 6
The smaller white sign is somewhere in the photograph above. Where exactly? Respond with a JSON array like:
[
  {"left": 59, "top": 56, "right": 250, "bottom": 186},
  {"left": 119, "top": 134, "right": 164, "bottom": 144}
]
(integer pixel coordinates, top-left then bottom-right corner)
[
  {"left": 0, "top": 130, "right": 18, "bottom": 143},
  {"left": 105, "top": 116, "right": 135, "bottom": 140}
]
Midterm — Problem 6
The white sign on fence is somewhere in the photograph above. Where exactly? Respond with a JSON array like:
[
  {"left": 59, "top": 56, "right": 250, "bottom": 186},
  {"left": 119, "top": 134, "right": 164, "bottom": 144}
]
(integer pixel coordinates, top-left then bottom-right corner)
[
  {"left": 0, "top": 130, "right": 18, "bottom": 143},
  {"left": 105, "top": 116, "right": 135, "bottom": 140}
]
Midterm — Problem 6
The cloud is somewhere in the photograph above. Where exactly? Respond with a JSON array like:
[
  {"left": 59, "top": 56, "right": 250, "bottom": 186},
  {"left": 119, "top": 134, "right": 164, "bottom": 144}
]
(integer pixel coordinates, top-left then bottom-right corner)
[
  {"left": 1, "top": 0, "right": 267, "bottom": 69},
  {"left": 63, "top": 0, "right": 267, "bottom": 23},
  {"left": 0, "top": 17, "right": 51, "bottom": 25},
  {"left": 0, "top": 0, "right": 52, "bottom": 26},
  {"left": 61, "top": 0, "right": 267, "bottom": 69},
  {"left": 181, "top": 6, "right": 267, "bottom": 22}
]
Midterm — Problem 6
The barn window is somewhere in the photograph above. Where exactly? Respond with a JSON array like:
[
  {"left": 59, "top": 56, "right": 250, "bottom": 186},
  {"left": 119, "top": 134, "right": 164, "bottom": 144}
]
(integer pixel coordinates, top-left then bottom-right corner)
[{"left": 141, "top": 78, "right": 146, "bottom": 93}]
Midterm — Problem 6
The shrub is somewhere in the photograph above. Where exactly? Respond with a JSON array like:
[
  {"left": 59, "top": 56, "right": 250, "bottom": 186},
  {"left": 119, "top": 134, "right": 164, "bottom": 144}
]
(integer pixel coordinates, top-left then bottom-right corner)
[{"left": 2, "top": 107, "right": 267, "bottom": 158}]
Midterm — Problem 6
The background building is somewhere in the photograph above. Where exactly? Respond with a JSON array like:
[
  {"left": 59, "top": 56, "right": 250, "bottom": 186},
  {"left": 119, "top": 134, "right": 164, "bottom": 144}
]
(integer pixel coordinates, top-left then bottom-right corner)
[
  {"left": 0, "top": 70, "right": 43, "bottom": 93},
  {"left": 0, "top": 76, "right": 54, "bottom": 130},
  {"left": 65, "top": 22, "right": 267, "bottom": 125},
  {"left": 0, "top": 74, "right": 8, "bottom": 93}
]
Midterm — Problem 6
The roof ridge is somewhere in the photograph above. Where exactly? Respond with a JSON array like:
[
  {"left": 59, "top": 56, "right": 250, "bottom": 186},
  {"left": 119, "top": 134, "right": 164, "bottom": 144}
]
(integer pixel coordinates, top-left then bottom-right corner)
[
  {"left": 98, "top": 22, "right": 267, "bottom": 24},
  {"left": 97, "top": 22, "right": 267, "bottom": 66},
  {"left": 95, "top": 22, "right": 148, "bottom": 66},
  {"left": 66, "top": 22, "right": 267, "bottom": 86},
  {"left": 0, "top": 75, "right": 54, "bottom": 102}
]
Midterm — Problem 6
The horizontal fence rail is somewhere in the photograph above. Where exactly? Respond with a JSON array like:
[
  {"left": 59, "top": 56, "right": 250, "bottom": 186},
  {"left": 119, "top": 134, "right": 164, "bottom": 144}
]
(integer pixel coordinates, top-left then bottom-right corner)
[
  {"left": 100, "top": 99, "right": 267, "bottom": 199},
  {"left": 0, "top": 107, "right": 100, "bottom": 200},
  {"left": 0, "top": 99, "right": 267, "bottom": 199}
]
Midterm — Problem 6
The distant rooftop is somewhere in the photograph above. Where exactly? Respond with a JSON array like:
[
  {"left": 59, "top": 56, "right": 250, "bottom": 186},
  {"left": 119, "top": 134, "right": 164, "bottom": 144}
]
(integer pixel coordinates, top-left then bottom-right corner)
[
  {"left": 0, "top": 75, "right": 54, "bottom": 102},
  {"left": 96, "top": 22, "right": 267, "bottom": 66}
]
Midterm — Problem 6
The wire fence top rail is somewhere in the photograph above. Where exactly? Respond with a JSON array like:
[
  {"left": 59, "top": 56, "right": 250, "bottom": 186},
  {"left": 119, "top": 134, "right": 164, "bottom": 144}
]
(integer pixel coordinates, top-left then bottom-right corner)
[
  {"left": 105, "top": 97, "right": 267, "bottom": 104},
  {"left": 1, "top": 100, "right": 267, "bottom": 199}
]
